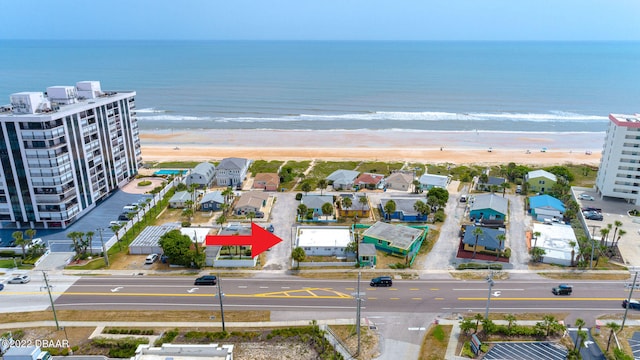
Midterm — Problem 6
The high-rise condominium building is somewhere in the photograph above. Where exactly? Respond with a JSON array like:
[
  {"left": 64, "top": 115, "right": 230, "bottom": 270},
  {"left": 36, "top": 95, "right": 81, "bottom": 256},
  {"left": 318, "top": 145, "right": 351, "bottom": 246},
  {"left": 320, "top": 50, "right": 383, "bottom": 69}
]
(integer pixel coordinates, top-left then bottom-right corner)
[
  {"left": 595, "top": 113, "right": 640, "bottom": 204},
  {"left": 0, "top": 81, "right": 141, "bottom": 229}
]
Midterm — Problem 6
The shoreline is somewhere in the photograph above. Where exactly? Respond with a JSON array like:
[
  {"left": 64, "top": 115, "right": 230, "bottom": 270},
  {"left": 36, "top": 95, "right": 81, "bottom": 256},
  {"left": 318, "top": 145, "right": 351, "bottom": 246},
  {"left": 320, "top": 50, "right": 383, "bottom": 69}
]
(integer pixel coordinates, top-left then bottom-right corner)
[{"left": 139, "top": 129, "right": 603, "bottom": 166}]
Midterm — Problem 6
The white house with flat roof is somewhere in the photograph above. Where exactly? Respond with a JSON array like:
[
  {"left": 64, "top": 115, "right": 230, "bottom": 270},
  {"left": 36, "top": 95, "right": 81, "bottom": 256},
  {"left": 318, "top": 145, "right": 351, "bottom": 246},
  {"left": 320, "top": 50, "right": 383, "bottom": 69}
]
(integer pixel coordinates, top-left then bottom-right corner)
[
  {"left": 596, "top": 113, "right": 640, "bottom": 204},
  {"left": 296, "top": 226, "right": 352, "bottom": 257},
  {"left": 532, "top": 223, "right": 580, "bottom": 266}
]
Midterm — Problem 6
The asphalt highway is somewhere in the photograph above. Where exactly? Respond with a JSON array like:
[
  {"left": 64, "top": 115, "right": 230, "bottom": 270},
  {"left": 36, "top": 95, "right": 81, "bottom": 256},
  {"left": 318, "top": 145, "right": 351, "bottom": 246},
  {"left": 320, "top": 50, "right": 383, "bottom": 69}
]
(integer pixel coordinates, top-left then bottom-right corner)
[{"left": 44, "top": 276, "right": 633, "bottom": 316}]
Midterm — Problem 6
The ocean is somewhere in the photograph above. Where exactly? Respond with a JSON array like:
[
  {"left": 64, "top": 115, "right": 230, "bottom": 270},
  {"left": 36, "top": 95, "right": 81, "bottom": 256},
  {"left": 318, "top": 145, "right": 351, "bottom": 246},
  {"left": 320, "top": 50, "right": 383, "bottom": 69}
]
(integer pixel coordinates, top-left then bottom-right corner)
[{"left": 1, "top": 40, "right": 639, "bottom": 134}]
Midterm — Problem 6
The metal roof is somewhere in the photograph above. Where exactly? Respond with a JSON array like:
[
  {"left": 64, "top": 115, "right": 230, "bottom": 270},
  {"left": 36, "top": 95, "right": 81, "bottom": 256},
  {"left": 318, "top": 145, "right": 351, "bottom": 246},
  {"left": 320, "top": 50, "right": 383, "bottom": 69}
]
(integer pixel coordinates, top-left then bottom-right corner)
[{"left": 362, "top": 221, "right": 424, "bottom": 250}]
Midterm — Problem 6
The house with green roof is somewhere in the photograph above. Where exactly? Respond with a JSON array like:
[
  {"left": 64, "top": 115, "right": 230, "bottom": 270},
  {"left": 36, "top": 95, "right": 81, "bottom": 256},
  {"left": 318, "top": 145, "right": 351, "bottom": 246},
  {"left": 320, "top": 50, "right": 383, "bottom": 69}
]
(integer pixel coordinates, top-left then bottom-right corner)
[{"left": 360, "top": 221, "right": 427, "bottom": 266}]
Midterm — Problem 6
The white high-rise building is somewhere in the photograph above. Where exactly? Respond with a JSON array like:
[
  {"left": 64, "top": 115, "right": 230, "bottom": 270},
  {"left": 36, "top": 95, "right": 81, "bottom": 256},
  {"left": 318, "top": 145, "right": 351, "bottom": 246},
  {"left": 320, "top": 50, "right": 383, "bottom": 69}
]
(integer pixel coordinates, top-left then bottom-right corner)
[
  {"left": 0, "top": 81, "right": 141, "bottom": 229},
  {"left": 595, "top": 113, "right": 640, "bottom": 204}
]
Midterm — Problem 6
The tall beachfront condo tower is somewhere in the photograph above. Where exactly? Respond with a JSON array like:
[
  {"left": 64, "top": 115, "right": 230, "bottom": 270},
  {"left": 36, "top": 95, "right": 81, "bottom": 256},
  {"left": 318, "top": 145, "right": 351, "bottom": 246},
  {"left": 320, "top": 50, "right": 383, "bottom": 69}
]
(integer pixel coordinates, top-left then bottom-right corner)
[
  {"left": 0, "top": 81, "right": 141, "bottom": 229},
  {"left": 595, "top": 113, "right": 640, "bottom": 204}
]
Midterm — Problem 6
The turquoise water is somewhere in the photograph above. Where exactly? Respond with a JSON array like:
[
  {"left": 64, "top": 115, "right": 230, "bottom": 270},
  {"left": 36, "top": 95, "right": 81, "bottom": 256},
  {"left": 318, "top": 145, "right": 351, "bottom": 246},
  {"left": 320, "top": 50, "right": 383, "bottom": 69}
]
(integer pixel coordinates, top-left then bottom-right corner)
[
  {"left": 153, "top": 169, "right": 186, "bottom": 176},
  {"left": 1, "top": 40, "right": 638, "bottom": 133}
]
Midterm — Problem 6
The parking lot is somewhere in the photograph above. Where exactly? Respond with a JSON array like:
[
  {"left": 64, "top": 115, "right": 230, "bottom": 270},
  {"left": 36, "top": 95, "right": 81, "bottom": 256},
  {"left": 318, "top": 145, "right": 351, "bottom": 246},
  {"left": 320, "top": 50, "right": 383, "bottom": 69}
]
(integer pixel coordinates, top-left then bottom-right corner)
[
  {"left": 0, "top": 179, "right": 159, "bottom": 253},
  {"left": 574, "top": 187, "right": 640, "bottom": 267}
]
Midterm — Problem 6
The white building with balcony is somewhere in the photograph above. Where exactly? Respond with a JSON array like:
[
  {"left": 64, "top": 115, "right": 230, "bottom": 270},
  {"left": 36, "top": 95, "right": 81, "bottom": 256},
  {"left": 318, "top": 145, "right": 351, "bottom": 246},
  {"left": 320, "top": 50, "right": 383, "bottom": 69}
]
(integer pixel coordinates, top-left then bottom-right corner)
[
  {"left": 0, "top": 81, "right": 141, "bottom": 229},
  {"left": 596, "top": 113, "right": 640, "bottom": 204}
]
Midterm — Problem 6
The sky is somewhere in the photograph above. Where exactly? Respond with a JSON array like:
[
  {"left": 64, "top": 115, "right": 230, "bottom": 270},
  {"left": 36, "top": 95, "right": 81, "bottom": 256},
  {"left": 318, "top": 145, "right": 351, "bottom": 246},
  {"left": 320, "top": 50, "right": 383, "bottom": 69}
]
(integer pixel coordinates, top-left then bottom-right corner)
[{"left": 1, "top": 0, "right": 639, "bottom": 41}]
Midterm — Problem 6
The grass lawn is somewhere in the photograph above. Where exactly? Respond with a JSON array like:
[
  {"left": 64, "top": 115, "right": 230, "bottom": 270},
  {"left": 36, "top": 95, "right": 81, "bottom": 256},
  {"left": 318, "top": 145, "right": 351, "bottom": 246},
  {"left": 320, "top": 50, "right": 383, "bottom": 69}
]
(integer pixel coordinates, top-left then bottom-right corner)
[
  {"left": 355, "top": 161, "right": 404, "bottom": 176},
  {"left": 419, "top": 324, "right": 451, "bottom": 360},
  {"left": 306, "top": 160, "right": 359, "bottom": 179},
  {"left": 249, "top": 160, "right": 285, "bottom": 176}
]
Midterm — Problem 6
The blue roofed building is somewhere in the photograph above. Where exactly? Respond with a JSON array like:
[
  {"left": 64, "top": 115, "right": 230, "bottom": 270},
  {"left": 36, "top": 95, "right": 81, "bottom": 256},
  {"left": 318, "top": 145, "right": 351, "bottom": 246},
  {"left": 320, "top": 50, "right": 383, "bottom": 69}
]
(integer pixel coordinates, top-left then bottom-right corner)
[
  {"left": 379, "top": 197, "right": 428, "bottom": 222},
  {"left": 462, "top": 225, "right": 506, "bottom": 255},
  {"left": 469, "top": 193, "right": 508, "bottom": 222},
  {"left": 529, "top": 194, "right": 566, "bottom": 222}
]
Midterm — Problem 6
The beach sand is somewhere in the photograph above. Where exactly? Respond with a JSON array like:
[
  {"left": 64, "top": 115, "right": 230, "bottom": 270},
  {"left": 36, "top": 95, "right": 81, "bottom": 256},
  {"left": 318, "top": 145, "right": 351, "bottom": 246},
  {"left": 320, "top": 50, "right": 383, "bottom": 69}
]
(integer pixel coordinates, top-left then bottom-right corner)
[{"left": 139, "top": 129, "right": 603, "bottom": 166}]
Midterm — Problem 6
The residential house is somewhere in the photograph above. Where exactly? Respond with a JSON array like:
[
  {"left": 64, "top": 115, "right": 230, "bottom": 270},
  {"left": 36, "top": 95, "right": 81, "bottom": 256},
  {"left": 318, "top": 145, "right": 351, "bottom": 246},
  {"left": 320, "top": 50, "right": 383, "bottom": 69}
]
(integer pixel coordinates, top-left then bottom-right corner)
[
  {"left": 199, "top": 191, "right": 225, "bottom": 211},
  {"left": 354, "top": 173, "right": 385, "bottom": 190},
  {"left": 185, "top": 162, "right": 216, "bottom": 189},
  {"left": 384, "top": 172, "right": 414, "bottom": 191},
  {"left": 361, "top": 221, "right": 427, "bottom": 266},
  {"left": 418, "top": 174, "right": 450, "bottom": 191},
  {"left": 462, "top": 225, "right": 506, "bottom": 255},
  {"left": 469, "top": 193, "right": 508, "bottom": 222},
  {"left": 529, "top": 194, "right": 566, "bottom": 222},
  {"left": 525, "top": 170, "right": 557, "bottom": 194},
  {"left": 379, "top": 197, "right": 428, "bottom": 222},
  {"left": 301, "top": 194, "right": 335, "bottom": 220},
  {"left": 477, "top": 176, "right": 507, "bottom": 192},
  {"left": 296, "top": 226, "right": 352, "bottom": 257},
  {"left": 234, "top": 191, "right": 269, "bottom": 215},
  {"left": 338, "top": 193, "right": 370, "bottom": 217},
  {"left": 252, "top": 173, "right": 280, "bottom": 191},
  {"left": 169, "top": 191, "right": 192, "bottom": 209},
  {"left": 358, "top": 243, "right": 377, "bottom": 268},
  {"left": 216, "top": 157, "right": 251, "bottom": 188},
  {"left": 326, "top": 169, "right": 360, "bottom": 190},
  {"left": 532, "top": 223, "right": 580, "bottom": 266}
]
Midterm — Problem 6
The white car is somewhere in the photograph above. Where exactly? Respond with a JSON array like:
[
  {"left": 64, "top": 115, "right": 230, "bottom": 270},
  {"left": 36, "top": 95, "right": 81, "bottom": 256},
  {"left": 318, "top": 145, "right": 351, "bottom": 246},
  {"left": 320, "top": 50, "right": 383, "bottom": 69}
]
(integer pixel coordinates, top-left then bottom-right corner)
[
  {"left": 8, "top": 275, "right": 30, "bottom": 284},
  {"left": 145, "top": 253, "right": 159, "bottom": 264},
  {"left": 579, "top": 194, "right": 595, "bottom": 201}
]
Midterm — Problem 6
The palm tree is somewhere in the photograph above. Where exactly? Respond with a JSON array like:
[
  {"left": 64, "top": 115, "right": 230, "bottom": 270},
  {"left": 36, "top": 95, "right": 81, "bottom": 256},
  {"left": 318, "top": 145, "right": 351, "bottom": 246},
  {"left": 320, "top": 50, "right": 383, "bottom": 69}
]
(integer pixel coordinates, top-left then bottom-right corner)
[
  {"left": 541, "top": 315, "right": 558, "bottom": 337},
  {"left": 297, "top": 204, "right": 308, "bottom": 220},
  {"left": 222, "top": 187, "right": 234, "bottom": 206},
  {"left": 530, "top": 247, "right": 546, "bottom": 263},
  {"left": 292, "top": 247, "right": 306, "bottom": 269},
  {"left": 504, "top": 313, "right": 517, "bottom": 333},
  {"left": 85, "top": 231, "right": 95, "bottom": 256},
  {"left": 321, "top": 202, "right": 333, "bottom": 218},
  {"left": 247, "top": 211, "right": 255, "bottom": 224},
  {"left": 67, "top": 231, "right": 83, "bottom": 256},
  {"left": 412, "top": 179, "right": 421, "bottom": 194},
  {"left": 569, "top": 240, "right": 576, "bottom": 266},
  {"left": 499, "top": 182, "right": 510, "bottom": 197},
  {"left": 358, "top": 195, "right": 368, "bottom": 217},
  {"left": 216, "top": 214, "right": 226, "bottom": 227},
  {"left": 574, "top": 318, "right": 585, "bottom": 349},
  {"left": 575, "top": 329, "right": 587, "bottom": 354},
  {"left": 496, "top": 234, "right": 506, "bottom": 260},
  {"left": 611, "top": 220, "right": 623, "bottom": 244},
  {"left": 110, "top": 224, "right": 123, "bottom": 251},
  {"left": 600, "top": 227, "right": 610, "bottom": 247},
  {"left": 317, "top": 179, "right": 328, "bottom": 195},
  {"left": 473, "top": 313, "right": 484, "bottom": 332},
  {"left": 301, "top": 181, "right": 312, "bottom": 195},
  {"left": 532, "top": 231, "right": 541, "bottom": 250},
  {"left": 25, "top": 228, "right": 36, "bottom": 246},
  {"left": 12, "top": 231, "right": 27, "bottom": 259},
  {"left": 383, "top": 200, "right": 396, "bottom": 221},
  {"left": 605, "top": 321, "right": 621, "bottom": 352},
  {"left": 459, "top": 318, "right": 475, "bottom": 335},
  {"left": 472, "top": 226, "right": 484, "bottom": 259},
  {"left": 342, "top": 196, "right": 352, "bottom": 215},
  {"left": 613, "top": 229, "right": 626, "bottom": 250},
  {"left": 413, "top": 200, "right": 430, "bottom": 221}
]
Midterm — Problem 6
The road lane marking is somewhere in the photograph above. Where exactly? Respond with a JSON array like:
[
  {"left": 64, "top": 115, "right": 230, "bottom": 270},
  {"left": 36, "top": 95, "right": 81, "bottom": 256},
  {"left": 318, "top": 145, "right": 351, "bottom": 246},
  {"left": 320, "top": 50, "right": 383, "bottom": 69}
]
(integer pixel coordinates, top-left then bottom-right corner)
[
  {"left": 435, "top": 297, "right": 444, "bottom": 300},
  {"left": 409, "top": 288, "right": 420, "bottom": 291},
  {"left": 458, "top": 297, "right": 623, "bottom": 301},
  {"left": 408, "top": 327, "right": 426, "bottom": 331},
  {"left": 430, "top": 288, "right": 440, "bottom": 291},
  {"left": 390, "top": 298, "right": 400, "bottom": 300},
  {"left": 411, "top": 298, "right": 423, "bottom": 300}
]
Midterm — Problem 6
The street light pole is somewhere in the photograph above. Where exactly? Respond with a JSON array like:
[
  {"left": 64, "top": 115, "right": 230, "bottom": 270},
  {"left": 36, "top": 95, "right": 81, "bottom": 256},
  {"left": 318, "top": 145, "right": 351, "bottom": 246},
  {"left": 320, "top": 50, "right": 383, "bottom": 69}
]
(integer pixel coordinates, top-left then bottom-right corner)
[
  {"left": 97, "top": 228, "right": 109, "bottom": 267},
  {"left": 485, "top": 272, "right": 495, "bottom": 320}
]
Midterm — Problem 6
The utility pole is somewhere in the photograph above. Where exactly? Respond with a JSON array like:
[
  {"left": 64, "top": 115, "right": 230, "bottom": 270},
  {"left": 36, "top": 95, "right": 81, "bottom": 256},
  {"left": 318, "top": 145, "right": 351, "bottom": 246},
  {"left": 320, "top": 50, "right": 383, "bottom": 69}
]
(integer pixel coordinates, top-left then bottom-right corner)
[
  {"left": 622, "top": 271, "right": 638, "bottom": 330},
  {"left": 97, "top": 228, "right": 109, "bottom": 267},
  {"left": 485, "top": 271, "right": 495, "bottom": 320},
  {"left": 42, "top": 271, "right": 60, "bottom": 330},
  {"left": 352, "top": 272, "right": 365, "bottom": 357},
  {"left": 217, "top": 274, "right": 226, "bottom": 332}
]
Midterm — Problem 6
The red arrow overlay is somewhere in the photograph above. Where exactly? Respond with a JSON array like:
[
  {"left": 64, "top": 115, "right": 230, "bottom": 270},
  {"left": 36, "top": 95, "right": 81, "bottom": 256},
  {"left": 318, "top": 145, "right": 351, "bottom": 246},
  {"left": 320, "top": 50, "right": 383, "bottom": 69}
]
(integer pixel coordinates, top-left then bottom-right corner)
[{"left": 205, "top": 223, "right": 282, "bottom": 257}]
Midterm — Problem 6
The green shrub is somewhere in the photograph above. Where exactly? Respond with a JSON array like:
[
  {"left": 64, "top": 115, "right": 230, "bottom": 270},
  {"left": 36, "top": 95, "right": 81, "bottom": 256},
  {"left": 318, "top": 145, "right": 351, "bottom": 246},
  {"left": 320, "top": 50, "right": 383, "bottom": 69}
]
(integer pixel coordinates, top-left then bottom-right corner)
[
  {"left": 433, "top": 209, "right": 446, "bottom": 222},
  {"left": 154, "top": 328, "right": 179, "bottom": 346},
  {"left": 0, "top": 251, "right": 17, "bottom": 258},
  {"left": 295, "top": 193, "right": 303, "bottom": 200},
  {"left": 138, "top": 180, "right": 152, "bottom": 186},
  {"left": 181, "top": 221, "right": 191, "bottom": 227}
]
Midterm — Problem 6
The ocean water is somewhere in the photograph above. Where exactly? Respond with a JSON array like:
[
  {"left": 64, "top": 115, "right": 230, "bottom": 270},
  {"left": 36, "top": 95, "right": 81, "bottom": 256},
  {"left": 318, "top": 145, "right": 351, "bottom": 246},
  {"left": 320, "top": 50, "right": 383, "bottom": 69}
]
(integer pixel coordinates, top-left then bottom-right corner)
[{"left": 1, "top": 40, "right": 639, "bottom": 134}]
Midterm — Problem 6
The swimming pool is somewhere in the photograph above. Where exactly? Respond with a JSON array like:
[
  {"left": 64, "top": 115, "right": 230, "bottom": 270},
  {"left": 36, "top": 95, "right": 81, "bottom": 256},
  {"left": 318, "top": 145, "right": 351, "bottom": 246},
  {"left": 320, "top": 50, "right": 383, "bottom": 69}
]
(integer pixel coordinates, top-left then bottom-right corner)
[{"left": 153, "top": 169, "right": 186, "bottom": 176}]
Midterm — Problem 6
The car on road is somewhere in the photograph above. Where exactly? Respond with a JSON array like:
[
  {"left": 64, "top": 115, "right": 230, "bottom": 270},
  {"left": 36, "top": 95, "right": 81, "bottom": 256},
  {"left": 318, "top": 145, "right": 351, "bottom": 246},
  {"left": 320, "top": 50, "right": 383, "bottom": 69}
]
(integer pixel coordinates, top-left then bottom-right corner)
[
  {"left": 623, "top": 299, "right": 640, "bottom": 309},
  {"left": 145, "top": 253, "right": 159, "bottom": 264},
  {"left": 460, "top": 195, "right": 467, "bottom": 203},
  {"left": 579, "top": 194, "right": 595, "bottom": 201},
  {"left": 552, "top": 284, "right": 572, "bottom": 295},
  {"left": 370, "top": 276, "right": 393, "bottom": 287},
  {"left": 8, "top": 275, "right": 31, "bottom": 284},
  {"left": 0, "top": 283, "right": 4, "bottom": 291},
  {"left": 267, "top": 224, "right": 275, "bottom": 233},
  {"left": 194, "top": 275, "right": 217, "bottom": 285}
]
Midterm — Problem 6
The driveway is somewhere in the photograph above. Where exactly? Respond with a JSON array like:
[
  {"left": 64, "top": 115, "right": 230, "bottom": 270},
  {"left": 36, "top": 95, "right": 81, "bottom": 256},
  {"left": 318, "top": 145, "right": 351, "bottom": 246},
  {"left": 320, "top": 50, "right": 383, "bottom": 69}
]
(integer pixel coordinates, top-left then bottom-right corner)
[{"left": 263, "top": 192, "right": 298, "bottom": 271}]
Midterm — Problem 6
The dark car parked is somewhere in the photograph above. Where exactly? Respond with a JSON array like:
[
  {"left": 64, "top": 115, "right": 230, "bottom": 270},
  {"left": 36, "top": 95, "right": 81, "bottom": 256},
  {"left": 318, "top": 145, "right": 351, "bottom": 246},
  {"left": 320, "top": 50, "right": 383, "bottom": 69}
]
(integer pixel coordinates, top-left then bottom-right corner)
[
  {"left": 370, "top": 276, "right": 393, "bottom": 287},
  {"left": 552, "top": 284, "right": 573, "bottom": 295},
  {"left": 623, "top": 299, "right": 640, "bottom": 309},
  {"left": 194, "top": 275, "right": 217, "bottom": 286}
]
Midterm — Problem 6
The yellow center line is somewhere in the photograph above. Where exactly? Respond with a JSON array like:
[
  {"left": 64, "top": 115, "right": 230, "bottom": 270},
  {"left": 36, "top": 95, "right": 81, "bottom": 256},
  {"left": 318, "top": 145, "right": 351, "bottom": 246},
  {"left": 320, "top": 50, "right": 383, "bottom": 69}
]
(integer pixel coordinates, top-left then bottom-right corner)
[
  {"left": 430, "top": 288, "right": 440, "bottom": 291},
  {"left": 409, "top": 288, "right": 420, "bottom": 291},
  {"left": 411, "top": 298, "right": 423, "bottom": 300},
  {"left": 390, "top": 297, "right": 400, "bottom": 300},
  {"left": 434, "top": 297, "right": 444, "bottom": 300}
]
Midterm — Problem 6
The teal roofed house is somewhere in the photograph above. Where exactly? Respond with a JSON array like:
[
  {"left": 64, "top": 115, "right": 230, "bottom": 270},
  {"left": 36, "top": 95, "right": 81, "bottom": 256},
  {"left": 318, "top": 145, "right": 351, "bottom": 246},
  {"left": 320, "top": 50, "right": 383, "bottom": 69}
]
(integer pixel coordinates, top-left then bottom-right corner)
[
  {"left": 469, "top": 193, "right": 508, "bottom": 222},
  {"left": 360, "top": 221, "right": 427, "bottom": 266},
  {"left": 529, "top": 194, "right": 566, "bottom": 222}
]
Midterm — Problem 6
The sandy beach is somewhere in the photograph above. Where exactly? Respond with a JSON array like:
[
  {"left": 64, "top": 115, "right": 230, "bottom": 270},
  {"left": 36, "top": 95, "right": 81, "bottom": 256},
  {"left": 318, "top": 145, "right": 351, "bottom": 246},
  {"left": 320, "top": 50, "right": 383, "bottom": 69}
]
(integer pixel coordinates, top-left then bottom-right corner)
[{"left": 139, "top": 129, "right": 603, "bottom": 166}]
